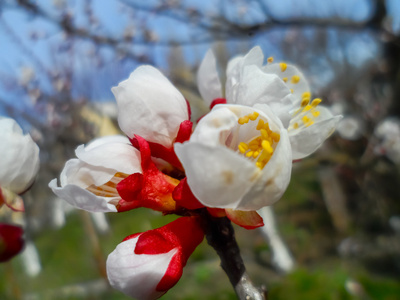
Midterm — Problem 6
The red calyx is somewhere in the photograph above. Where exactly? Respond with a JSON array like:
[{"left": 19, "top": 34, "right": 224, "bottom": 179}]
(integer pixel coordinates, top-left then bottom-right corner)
[
  {"left": 129, "top": 120, "right": 193, "bottom": 169},
  {"left": 116, "top": 135, "right": 179, "bottom": 213},
  {"left": 172, "top": 177, "right": 204, "bottom": 210},
  {"left": 133, "top": 217, "right": 204, "bottom": 292},
  {"left": 209, "top": 98, "right": 227, "bottom": 109}
]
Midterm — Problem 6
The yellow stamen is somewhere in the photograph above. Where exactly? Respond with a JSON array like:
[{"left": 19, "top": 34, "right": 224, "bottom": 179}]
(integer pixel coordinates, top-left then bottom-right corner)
[
  {"left": 282, "top": 77, "right": 288, "bottom": 83},
  {"left": 312, "top": 110, "right": 320, "bottom": 117},
  {"left": 311, "top": 98, "right": 322, "bottom": 107},
  {"left": 238, "top": 142, "right": 248, "bottom": 153},
  {"left": 290, "top": 89, "right": 294, "bottom": 94},
  {"left": 301, "top": 98, "right": 309, "bottom": 107},
  {"left": 249, "top": 112, "right": 259, "bottom": 121},
  {"left": 303, "top": 105, "right": 312, "bottom": 112},
  {"left": 262, "top": 140, "right": 273, "bottom": 154},
  {"left": 302, "top": 91, "right": 311, "bottom": 99},
  {"left": 280, "top": 62, "right": 287, "bottom": 72},
  {"left": 256, "top": 119, "right": 265, "bottom": 130},
  {"left": 302, "top": 116, "right": 311, "bottom": 124},
  {"left": 291, "top": 75, "right": 300, "bottom": 84},
  {"left": 238, "top": 116, "right": 249, "bottom": 124},
  {"left": 293, "top": 122, "right": 299, "bottom": 129},
  {"left": 246, "top": 151, "right": 254, "bottom": 158},
  {"left": 267, "top": 56, "right": 274, "bottom": 63}
]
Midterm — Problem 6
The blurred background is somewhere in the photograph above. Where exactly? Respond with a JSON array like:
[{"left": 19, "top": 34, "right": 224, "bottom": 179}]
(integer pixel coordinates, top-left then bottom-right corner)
[{"left": 1, "top": 0, "right": 400, "bottom": 299}]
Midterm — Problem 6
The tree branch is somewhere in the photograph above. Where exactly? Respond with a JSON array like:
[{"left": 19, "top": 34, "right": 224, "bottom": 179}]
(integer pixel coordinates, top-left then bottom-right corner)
[{"left": 204, "top": 214, "right": 267, "bottom": 300}]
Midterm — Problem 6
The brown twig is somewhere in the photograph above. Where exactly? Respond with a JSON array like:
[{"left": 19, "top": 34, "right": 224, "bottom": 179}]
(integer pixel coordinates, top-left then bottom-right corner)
[{"left": 204, "top": 214, "right": 267, "bottom": 300}]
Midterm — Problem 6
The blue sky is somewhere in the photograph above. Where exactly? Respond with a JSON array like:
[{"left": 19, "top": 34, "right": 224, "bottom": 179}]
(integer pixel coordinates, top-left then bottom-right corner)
[{"left": 0, "top": 0, "right": 393, "bottom": 120}]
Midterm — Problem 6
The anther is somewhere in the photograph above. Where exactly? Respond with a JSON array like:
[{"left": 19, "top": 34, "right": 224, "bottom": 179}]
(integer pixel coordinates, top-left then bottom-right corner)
[
  {"left": 256, "top": 119, "right": 265, "bottom": 130},
  {"left": 267, "top": 57, "right": 274, "bottom": 63},
  {"left": 301, "top": 98, "right": 309, "bottom": 107},
  {"left": 249, "top": 112, "right": 259, "bottom": 121},
  {"left": 238, "top": 116, "right": 250, "bottom": 124},
  {"left": 312, "top": 110, "right": 320, "bottom": 117},
  {"left": 282, "top": 77, "right": 288, "bottom": 83},
  {"left": 279, "top": 62, "right": 287, "bottom": 72},
  {"left": 238, "top": 142, "right": 248, "bottom": 153},
  {"left": 291, "top": 75, "right": 300, "bottom": 84},
  {"left": 262, "top": 140, "right": 273, "bottom": 154},
  {"left": 311, "top": 98, "right": 322, "bottom": 107}
]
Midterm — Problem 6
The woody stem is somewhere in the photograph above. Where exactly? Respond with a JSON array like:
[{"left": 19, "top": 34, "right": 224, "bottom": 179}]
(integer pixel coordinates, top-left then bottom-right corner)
[{"left": 203, "top": 213, "right": 267, "bottom": 300}]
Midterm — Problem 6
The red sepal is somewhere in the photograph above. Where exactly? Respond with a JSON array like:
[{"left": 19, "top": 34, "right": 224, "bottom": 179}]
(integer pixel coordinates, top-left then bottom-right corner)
[
  {"left": 209, "top": 98, "right": 227, "bottom": 109},
  {"left": 225, "top": 209, "right": 264, "bottom": 230},
  {"left": 126, "top": 217, "right": 204, "bottom": 292},
  {"left": 172, "top": 177, "right": 204, "bottom": 210},
  {"left": 207, "top": 207, "right": 226, "bottom": 218},
  {"left": 129, "top": 120, "right": 193, "bottom": 169},
  {"left": 116, "top": 135, "right": 179, "bottom": 213},
  {"left": 0, "top": 188, "right": 24, "bottom": 212},
  {"left": 0, "top": 223, "right": 24, "bottom": 263}
]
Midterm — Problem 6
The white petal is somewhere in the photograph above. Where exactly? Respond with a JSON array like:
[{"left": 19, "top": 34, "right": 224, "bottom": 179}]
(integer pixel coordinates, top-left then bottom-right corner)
[
  {"left": 229, "top": 65, "right": 293, "bottom": 108},
  {"left": 107, "top": 236, "right": 176, "bottom": 300},
  {"left": 262, "top": 63, "right": 310, "bottom": 107},
  {"left": 189, "top": 106, "right": 238, "bottom": 147},
  {"left": 59, "top": 159, "right": 117, "bottom": 188},
  {"left": 289, "top": 106, "right": 343, "bottom": 159},
  {"left": 174, "top": 142, "right": 257, "bottom": 209},
  {"left": 0, "top": 118, "right": 40, "bottom": 194},
  {"left": 75, "top": 140, "right": 141, "bottom": 176},
  {"left": 112, "top": 65, "right": 188, "bottom": 147},
  {"left": 85, "top": 135, "right": 131, "bottom": 151},
  {"left": 226, "top": 46, "right": 264, "bottom": 102},
  {"left": 197, "top": 49, "right": 222, "bottom": 105},
  {"left": 49, "top": 179, "right": 118, "bottom": 213}
]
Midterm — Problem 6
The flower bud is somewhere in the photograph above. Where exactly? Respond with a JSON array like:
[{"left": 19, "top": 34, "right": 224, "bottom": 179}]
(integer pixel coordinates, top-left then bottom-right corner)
[{"left": 107, "top": 217, "right": 204, "bottom": 300}]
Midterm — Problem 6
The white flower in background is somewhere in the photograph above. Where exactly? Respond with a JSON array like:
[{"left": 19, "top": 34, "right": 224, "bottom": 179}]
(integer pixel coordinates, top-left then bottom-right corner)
[
  {"left": 336, "top": 116, "right": 365, "bottom": 140},
  {"left": 197, "top": 46, "right": 342, "bottom": 159},
  {"left": 0, "top": 117, "right": 40, "bottom": 210},
  {"left": 175, "top": 104, "right": 292, "bottom": 210},
  {"left": 374, "top": 117, "right": 400, "bottom": 164}
]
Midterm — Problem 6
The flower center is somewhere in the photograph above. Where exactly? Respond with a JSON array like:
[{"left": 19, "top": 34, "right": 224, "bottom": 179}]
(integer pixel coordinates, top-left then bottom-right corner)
[
  {"left": 289, "top": 93, "right": 322, "bottom": 130},
  {"left": 87, "top": 172, "right": 128, "bottom": 197},
  {"left": 236, "top": 112, "right": 280, "bottom": 170}
]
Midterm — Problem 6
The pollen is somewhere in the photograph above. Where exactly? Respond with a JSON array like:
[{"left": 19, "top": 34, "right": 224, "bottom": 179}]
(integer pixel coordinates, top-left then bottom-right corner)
[
  {"left": 280, "top": 62, "right": 287, "bottom": 72},
  {"left": 282, "top": 77, "right": 288, "bottom": 83},
  {"left": 237, "top": 111, "right": 281, "bottom": 170},
  {"left": 262, "top": 140, "right": 273, "bottom": 154},
  {"left": 238, "top": 115, "right": 250, "bottom": 124},
  {"left": 311, "top": 98, "right": 322, "bottom": 107},
  {"left": 301, "top": 98, "right": 309, "bottom": 107},
  {"left": 312, "top": 110, "right": 320, "bottom": 117},
  {"left": 289, "top": 95, "right": 322, "bottom": 131},
  {"left": 291, "top": 75, "right": 300, "bottom": 84},
  {"left": 290, "top": 89, "right": 294, "bottom": 94},
  {"left": 267, "top": 56, "right": 274, "bottom": 63},
  {"left": 238, "top": 142, "right": 248, "bottom": 153},
  {"left": 249, "top": 111, "right": 259, "bottom": 121}
]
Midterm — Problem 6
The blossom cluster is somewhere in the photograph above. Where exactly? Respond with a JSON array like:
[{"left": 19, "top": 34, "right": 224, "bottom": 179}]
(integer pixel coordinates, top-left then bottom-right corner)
[{"left": 50, "top": 46, "right": 341, "bottom": 299}]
